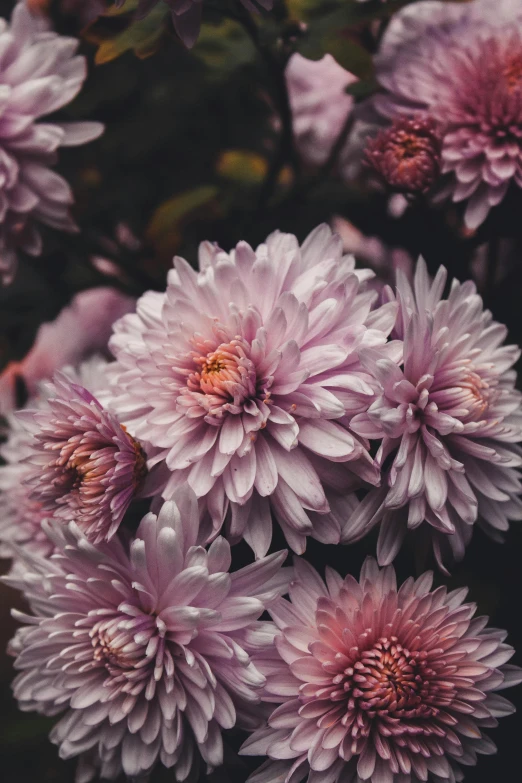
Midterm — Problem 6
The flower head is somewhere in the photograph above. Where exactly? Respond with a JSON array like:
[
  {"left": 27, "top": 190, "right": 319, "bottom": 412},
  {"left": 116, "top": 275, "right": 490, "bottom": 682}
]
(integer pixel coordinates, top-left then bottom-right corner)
[
  {"left": 365, "top": 116, "right": 442, "bottom": 194},
  {"left": 0, "top": 287, "right": 135, "bottom": 415},
  {"left": 0, "top": 2, "right": 103, "bottom": 283},
  {"left": 348, "top": 259, "right": 522, "bottom": 568},
  {"left": 107, "top": 225, "right": 399, "bottom": 556},
  {"left": 241, "top": 557, "right": 522, "bottom": 783},
  {"left": 0, "top": 406, "right": 51, "bottom": 562},
  {"left": 8, "top": 489, "right": 290, "bottom": 781},
  {"left": 20, "top": 372, "right": 148, "bottom": 543},
  {"left": 373, "top": 0, "right": 522, "bottom": 228},
  {"left": 0, "top": 357, "right": 110, "bottom": 563},
  {"left": 286, "top": 53, "right": 357, "bottom": 168}
]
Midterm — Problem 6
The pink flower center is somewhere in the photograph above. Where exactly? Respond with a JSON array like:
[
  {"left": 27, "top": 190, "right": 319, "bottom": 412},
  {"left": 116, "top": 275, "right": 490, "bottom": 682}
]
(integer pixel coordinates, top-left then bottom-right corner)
[
  {"left": 52, "top": 427, "right": 146, "bottom": 505},
  {"left": 365, "top": 117, "right": 441, "bottom": 193},
  {"left": 349, "top": 638, "right": 436, "bottom": 718},
  {"left": 190, "top": 339, "right": 257, "bottom": 403},
  {"left": 446, "top": 37, "right": 522, "bottom": 139},
  {"left": 299, "top": 634, "right": 460, "bottom": 745},
  {"left": 430, "top": 363, "right": 496, "bottom": 424},
  {"left": 456, "top": 369, "right": 491, "bottom": 420},
  {"left": 87, "top": 612, "right": 175, "bottom": 700},
  {"left": 91, "top": 619, "right": 143, "bottom": 671},
  {"left": 182, "top": 334, "right": 272, "bottom": 423},
  {"left": 503, "top": 54, "right": 522, "bottom": 92}
]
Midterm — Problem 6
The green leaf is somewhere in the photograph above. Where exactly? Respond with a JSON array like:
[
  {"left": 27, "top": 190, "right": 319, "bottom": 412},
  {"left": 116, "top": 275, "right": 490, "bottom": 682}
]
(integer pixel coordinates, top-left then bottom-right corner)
[
  {"left": 146, "top": 186, "right": 220, "bottom": 255},
  {"left": 193, "top": 19, "right": 256, "bottom": 82},
  {"left": 345, "top": 76, "right": 380, "bottom": 100},
  {"left": 93, "top": 6, "right": 168, "bottom": 65},
  {"left": 217, "top": 150, "right": 268, "bottom": 185},
  {"left": 298, "top": 22, "right": 374, "bottom": 80}
]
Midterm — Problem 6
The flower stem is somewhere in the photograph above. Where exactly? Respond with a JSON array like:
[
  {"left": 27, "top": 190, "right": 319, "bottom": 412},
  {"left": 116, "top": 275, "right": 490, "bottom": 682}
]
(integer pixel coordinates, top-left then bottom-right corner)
[{"left": 233, "top": 6, "right": 301, "bottom": 208}]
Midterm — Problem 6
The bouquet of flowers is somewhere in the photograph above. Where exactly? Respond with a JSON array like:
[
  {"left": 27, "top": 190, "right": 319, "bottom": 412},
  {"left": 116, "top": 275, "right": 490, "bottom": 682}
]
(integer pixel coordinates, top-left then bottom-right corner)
[{"left": 0, "top": 1, "right": 521, "bottom": 782}]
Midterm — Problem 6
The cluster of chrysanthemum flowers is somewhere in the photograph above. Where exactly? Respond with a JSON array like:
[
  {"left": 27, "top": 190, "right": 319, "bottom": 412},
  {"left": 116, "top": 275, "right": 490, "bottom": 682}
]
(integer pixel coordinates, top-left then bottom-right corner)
[
  {"left": 0, "top": 1, "right": 521, "bottom": 781},
  {"left": 2, "top": 221, "right": 522, "bottom": 783}
]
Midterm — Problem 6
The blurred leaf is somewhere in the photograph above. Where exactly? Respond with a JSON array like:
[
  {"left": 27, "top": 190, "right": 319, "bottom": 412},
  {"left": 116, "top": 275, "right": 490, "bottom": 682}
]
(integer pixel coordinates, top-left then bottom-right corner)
[
  {"left": 286, "top": 0, "right": 344, "bottom": 22},
  {"left": 217, "top": 150, "right": 268, "bottom": 184},
  {"left": 193, "top": 20, "right": 256, "bottom": 82},
  {"left": 104, "top": 0, "right": 140, "bottom": 15},
  {"left": 345, "top": 76, "right": 380, "bottom": 100},
  {"left": 298, "top": 25, "right": 374, "bottom": 80},
  {"left": 291, "top": 0, "right": 425, "bottom": 30},
  {"left": 90, "top": 6, "right": 169, "bottom": 64},
  {"left": 147, "top": 186, "right": 220, "bottom": 256}
]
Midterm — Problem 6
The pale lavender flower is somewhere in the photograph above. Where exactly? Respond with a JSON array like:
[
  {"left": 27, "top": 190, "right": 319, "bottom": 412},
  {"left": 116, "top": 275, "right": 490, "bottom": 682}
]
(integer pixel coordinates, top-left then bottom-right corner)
[
  {"left": 372, "top": 0, "right": 522, "bottom": 228},
  {"left": 19, "top": 372, "right": 148, "bottom": 544},
  {"left": 0, "top": 406, "right": 51, "bottom": 562},
  {"left": 0, "top": 2, "right": 103, "bottom": 283},
  {"left": 348, "top": 259, "right": 522, "bottom": 569},
  {"left": 286, "top": 53, "right": 357, "bottom": 168},
  {"left": 241, "top": 557, "right": 522, "bottom": 783},
  {"left": 0, "top": 357, "right": 110, "bottom": 563},
  {"left": 107, "top": 225, "right": 399, "bottom": 556},
  {"left": 7, "top": 490, "right": 291, "bottom": 781},
  {"left": 0, "top": 287, "right": 135, "bottom": 415}
]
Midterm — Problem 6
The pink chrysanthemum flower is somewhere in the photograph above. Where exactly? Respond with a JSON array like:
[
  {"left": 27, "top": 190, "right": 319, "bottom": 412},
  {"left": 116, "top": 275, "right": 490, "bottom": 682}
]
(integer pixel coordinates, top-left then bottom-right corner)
[
  {"left": 0, "top": 357, "right": 110, "bottom": 562},
  {"left": 0, "top": 2, "right": 103, "bottom": 283},
  {"left": 372, "top": 0, "right": 522, "bottom": 228},
  {"left": 347, "top": 259, "right": 522, "bottom": 569},
  {"left": 0, "top": 286, "right": 135, "bottom": 415},
  {"left": 0, "top": 408, "right": 52, "bottom": 561},
  {"left": 241, "top": 557, "right": 522, "bottom": 783},
  {"left": 364, "top": 116, "right": 442, "bottom": 194},
  {"left": 286, "top": 54, "right": 357, "bottom": 168},
  {"left": 19, "top": 372, "right": 148, "bottom": 544},
  {"left": 7, "top": 490, "right": 291, "bottom": 781},
  {"left": 107, "top": 225, "right": 399, "bottom": 556}
]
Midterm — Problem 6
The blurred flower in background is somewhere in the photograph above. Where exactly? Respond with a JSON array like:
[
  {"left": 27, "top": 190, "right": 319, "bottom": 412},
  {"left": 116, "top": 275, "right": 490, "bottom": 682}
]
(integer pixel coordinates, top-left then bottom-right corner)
[
  {"left": 364, "top": 116, "right": 442, "bottom": 195},
  {"left": 0, "top": 286, "right": 134, "bottom": 414},
  {"left": 0, "top": 2, "right": 103, "bottom": 283},
  {"left": 286, "top": 53, "right": 356, "bottom": 168},
  {"left": 372, "top": 0, "right": 522, "bottom": 228}
]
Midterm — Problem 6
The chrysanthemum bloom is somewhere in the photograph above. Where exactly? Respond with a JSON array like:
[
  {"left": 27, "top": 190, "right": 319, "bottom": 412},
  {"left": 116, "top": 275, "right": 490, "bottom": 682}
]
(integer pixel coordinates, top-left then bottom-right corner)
[
  {"left": 286, "top": 53, "right": 357, "bottom": 168},
  {"left": 0, "top": 287, "right": 134, "bottom": 415},
  {"left": 364, "top": 116, "right": 442, "bottom": 194},
  {"left": 347, "top": 259, "right": 522, "bottom": 569},
  {"left": 372, "top": 0, "right": 522, "bottom": 228},
  {"left": 107, "top": 225, "right": 399, "bottom": 556},
  {"left": 0, "top": 409, "right": 52, "bottom": 561},
  {"left": 241, "top": 557, "right": 522, "bottom": 783},
  {"left": 20, "top": 372, "right": 148, "bottom": 543},
  {"left": 0, "top": 358, "right": 110, "bottom": 562},
  {"left": 0, "top": 2, "right": 103, "bottom": 283},
  {"left": 117, "top": 0, "right": 273, "bottom": 49},
  {"left": 7, "top": 491, "right": 291, "bottom": 781}
]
